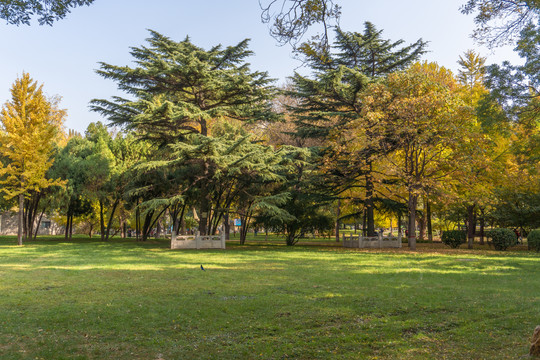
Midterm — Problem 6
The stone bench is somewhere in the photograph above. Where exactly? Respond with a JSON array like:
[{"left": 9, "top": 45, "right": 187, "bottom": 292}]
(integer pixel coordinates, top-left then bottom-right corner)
[
  {"left": 171, "top": 232, "right": 226, "bottom": 249},
  {"left": 342, "top": 233, "right": 402, "bottom": 249}
]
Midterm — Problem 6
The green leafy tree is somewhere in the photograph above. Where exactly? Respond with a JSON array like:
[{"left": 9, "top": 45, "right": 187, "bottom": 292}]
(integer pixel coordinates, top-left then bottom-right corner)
[
  {"left": 52, "top": 135, "right": 101, "bottom": 239},
  {"left": 255, "top": 146, "right": 333, "bottom": 245},
  {"left": 461, "top": 0, "right": 540, "bottom": 47},
  {"left": 0, "top": 0, "right": 94, "bottom": 25},
  {"left": 92, "top": 31, "right": 276, "bottom": 235}
]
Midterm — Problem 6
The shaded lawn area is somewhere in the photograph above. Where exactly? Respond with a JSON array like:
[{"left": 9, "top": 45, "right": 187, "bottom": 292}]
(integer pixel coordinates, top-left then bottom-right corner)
[{"left": 0, "top": 236, "right": 538, "bottom": 359}]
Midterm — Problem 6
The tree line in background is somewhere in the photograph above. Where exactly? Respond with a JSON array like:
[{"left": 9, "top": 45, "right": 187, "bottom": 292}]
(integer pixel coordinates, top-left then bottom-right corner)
[{"left": 0, "top": 1, "right": 538, "bottom": 248}]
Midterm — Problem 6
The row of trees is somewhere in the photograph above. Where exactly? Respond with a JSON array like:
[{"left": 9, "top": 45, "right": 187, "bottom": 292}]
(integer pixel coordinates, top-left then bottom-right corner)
[{"left": 0, "top": 2, "right": 538, "bottom": 248}]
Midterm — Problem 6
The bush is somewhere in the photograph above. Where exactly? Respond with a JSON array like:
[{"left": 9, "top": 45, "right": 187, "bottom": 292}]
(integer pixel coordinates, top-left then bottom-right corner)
[
  {"left": 528, "top": 230, "right": 540, "bottom": 252},
  {"left": 441, "top": 230, "right": 466, "bottom": 248},
  {"left": 487, "top": 228, "right": 517, "bottom": 251}
]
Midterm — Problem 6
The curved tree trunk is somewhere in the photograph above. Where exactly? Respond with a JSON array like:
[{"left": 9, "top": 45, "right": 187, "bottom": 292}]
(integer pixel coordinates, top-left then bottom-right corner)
[
  {"left": 34, "top": 210, "right": 45, "bottom": 240},
  {"left": 104, "top": 199, "right": 119, "bottom": 241}
]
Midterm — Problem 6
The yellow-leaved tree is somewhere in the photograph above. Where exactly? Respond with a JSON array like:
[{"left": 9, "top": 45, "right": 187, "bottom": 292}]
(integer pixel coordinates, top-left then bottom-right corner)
[
  {"left": 362, "top": 62, "right": 473, "bottom": 250},
  {"left": 0, "top": 73, "right": 65, "bottom": 245}
]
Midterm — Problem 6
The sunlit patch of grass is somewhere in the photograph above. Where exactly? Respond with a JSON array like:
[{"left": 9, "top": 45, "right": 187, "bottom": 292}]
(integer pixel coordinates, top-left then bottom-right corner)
[{"left": 0, "top": 236, "right": 539, "bottom": 359}]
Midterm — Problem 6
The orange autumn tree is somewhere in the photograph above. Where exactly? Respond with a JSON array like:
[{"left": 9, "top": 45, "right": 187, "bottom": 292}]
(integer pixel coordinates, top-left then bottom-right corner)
[{"left": 0, "top": 73, "right": 65, "bottom": 245}]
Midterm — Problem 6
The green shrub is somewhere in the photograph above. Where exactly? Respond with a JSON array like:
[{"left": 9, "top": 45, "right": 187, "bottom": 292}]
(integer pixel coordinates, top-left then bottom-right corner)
[
  {"left": 487, "top": 228, "right": 517, "bottom": 251},
  {"left": 441, "top": 230, "right": 466, "bottom": 248},
  {"left": 528, "top": 230, "right": 540, "bottom": 252}
]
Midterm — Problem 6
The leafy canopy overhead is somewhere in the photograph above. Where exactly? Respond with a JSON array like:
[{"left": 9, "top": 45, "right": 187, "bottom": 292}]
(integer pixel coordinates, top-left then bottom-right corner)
[
  {"left": 260, "top": 0, "right": 341, "bottom": 50},
  {"left": 0, "top": 0, "right": 94, "bottom": 25},
  {"left": 461, "top": 0, "right": 540, "bottom": 47}
]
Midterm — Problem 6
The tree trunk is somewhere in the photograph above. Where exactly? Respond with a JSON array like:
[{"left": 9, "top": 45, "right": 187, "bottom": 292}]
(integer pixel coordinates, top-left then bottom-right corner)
[
  {"left": 178, "top": 204, "right": 186, "bottom": 234},
  {"left": 335, "top": 199, "right": 341, "bottom": 242},
  {"left": 239, "top": 210, "right": 252, "bottom": 245},
  {"left": 99, "top": 200, "right": 105, "bottom": 241},
  {"left": 418, "top": 215, "right": 426, "bottom": 242},
  {"left": 198, "top": 199, "right": 209, "bottom": 236},
  {"left": 104, "top": 199, "right": 119, "bottom": 241},
  {"left": 23, "top": 198, "right": 29, "bottom": 241},
  {"left": 408, "top": 192, "right": 418, "bottom": 250},
  {"left": 121, "top": 218, "right": 126, "bottom": 238},
  {"left": 23, "top": 197, "right": 30, "bottom": 241},
  {"left": 156, "top": 219, "right": 162, "bottom": 238},
  {"left": 479, "top": 207, "right": 485, "bottom": 245},
  {"left": 365, "top": 163, "right": 376, "bottom": 237},
  {"left": 69, "top": 214, "right": 73, "bottom": 240},
  {"left": 467, "top": 204, "right": 475, "bottom": 249},
  {"left": 286, "top": 227, "right": 297, "bottom": 246},
  {"left": 181, "top": 218, "right": 186, "bottom": 235},
  {"left": 65, "top": 204, "right": 72, "bottom": 241},
  {"left": 362, "top": 208, "right": 367, "bottom": 237},
  {"left": 398, "top": 212, "right": 402, "bottom": 236},
  {"left": 28, "top": 193, "right": 42, "bottom": 241},
  {"left": 426, "top": 199, "right": 433, "bottom": 242},
  {"left": 17, "top": 194, "right": 24, "bottom": 246},
  {"left": 136, "top": 202, "right": 140, "bottom": 241},
  {"left": 33, "top": 210, "right": 45, "bottom": 240},
  {"left": 198, "top": 166, "right": 210, "bottom": 236},
  {"left": 141, "top": 211, "right": 154, "bottom": 242},
  {"left": 224, "top": 212, "right": 230, "bottom": 241}
]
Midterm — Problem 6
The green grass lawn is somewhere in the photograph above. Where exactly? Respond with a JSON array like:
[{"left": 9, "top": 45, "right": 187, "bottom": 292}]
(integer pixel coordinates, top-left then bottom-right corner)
[{"left": 0, "top": 236, "right": 538, "bottom": 359}]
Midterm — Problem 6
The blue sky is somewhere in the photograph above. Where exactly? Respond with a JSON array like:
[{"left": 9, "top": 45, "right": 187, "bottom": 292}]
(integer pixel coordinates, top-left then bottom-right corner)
[{"left": 0, "top": 0, "right": 522, "bottom": 133}]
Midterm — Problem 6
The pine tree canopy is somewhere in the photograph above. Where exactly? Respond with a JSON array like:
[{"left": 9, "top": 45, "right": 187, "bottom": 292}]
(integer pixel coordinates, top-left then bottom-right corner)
[
  {"left": 300, "top": 22, "right": 427, "bottom": 75},
  {"left": 290, "top": 23, "right": 427, "bottom": 140},
  {"left": 91, "top": 30, "right": 277, "bottom": 145}
]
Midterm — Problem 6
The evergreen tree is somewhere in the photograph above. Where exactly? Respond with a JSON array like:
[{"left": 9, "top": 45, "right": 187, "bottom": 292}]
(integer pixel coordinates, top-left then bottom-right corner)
[
  {"left": 92, "top": 31, "right": 277, "bottom": 235},
  {"left": 91, "top": 30, "right": 276, "bottom": 144},
  {"left": 290, "top": 23, "right": 427, "bottom": 237}
]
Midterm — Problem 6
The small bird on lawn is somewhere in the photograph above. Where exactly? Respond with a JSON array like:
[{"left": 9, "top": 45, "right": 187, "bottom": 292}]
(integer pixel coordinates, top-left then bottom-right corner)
[{"left": 200, "top": 264, "right": 205, "bottom": 271}]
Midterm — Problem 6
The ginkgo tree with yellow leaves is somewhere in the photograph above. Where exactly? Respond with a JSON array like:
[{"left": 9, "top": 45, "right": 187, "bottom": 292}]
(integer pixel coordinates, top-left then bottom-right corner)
[
  {"left": 362, "top": 62, "right": 474, "bottom": 250},
  {"left": 0, "top": 73, "right": 65, "bottom": 245}
]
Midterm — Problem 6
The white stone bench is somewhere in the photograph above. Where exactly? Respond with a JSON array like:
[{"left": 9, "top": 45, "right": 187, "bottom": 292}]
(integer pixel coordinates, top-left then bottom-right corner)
[
  {"left": 171, "top": 232, "right": 226, "bottom": 249},
  {"left": 342, "top": 233, "right": 402, "bottom": 249}
]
